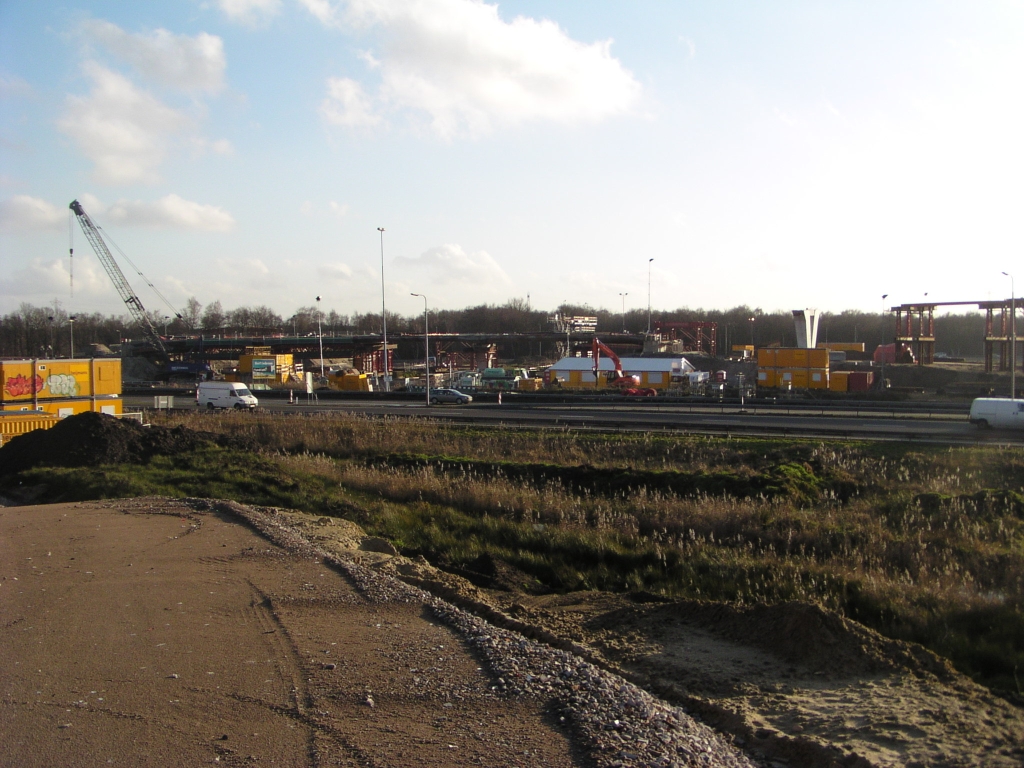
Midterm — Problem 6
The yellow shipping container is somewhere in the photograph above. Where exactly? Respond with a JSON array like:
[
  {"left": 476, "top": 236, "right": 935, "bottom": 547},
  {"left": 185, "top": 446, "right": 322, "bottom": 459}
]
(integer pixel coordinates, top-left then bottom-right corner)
[
  {"left": 1, "top": 359, "right": 121, "bottom": 402},
  {"left": 808, "top": 349, "right": 829, "bottom": 368},
  {"left": 775, "top": 349, "right": 800, "bottom": 367},
  {"left": 517, "top": 378, "right": 543, "bottom": 392},
  {"left": 0, "top": 411, "right": 61, "bottom": 445},
  {"left": 757, "top": 349, "right": 777, "bottom": 368},
  {"left": 808, "top": 369, "right": 828, "bottom": 389},
  {"left": 777, "top": 369, "right": 809, "bottom": 388},
  {"left": 328, "top": 372, "right": 371, "bottom": 391},
  {"left": 757, "top": 369, "right": 776, "bottom": 387},
  {"left": 770, "top": 348, "right": 829, "bottom": 370},
  {"left": 2, "top": 397, "right": 122, "bottom": 417},
  {"left": 641, "top": 371, "right": 670, "bottom": 389},
  {"left": 830, "top": 372, "right": 850, "bottom": 392},
  {"left": 239, "top": 354, "right": 293, "bottom": 377},
  {"left": 816, "top": 342, "right": 865, "bottom": 353}
]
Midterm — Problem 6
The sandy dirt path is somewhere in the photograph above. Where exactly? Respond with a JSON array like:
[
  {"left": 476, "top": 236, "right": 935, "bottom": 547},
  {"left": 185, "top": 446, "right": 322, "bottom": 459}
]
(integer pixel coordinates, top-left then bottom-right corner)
[{"left": 0, "top": 499, "right": 581, "bottom": 767}]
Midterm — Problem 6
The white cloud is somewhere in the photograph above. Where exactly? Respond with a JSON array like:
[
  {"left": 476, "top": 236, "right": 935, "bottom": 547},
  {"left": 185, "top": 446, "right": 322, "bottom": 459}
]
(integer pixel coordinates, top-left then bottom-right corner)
[
  {"left": 0, "top": 257, "right": 110, "bottom": 302},
  {"left": 310, "top": 0, "right": 641, "bottom": 137},
  {"left": 58, "top": 62, "right": 191, "bottom": 184},
  {"left": 102, "top": 194, "right": 236, "bottom": 231},
  {"left": 217, "top": 0, "right": 282, "bottom": 26},
  {"left": 297, "top": 0, "right": 338, "bottom": 26},
  {"left": 0, "top": 73, "right": 32, "bottom": 99},
  {"left": 298, "top": 200, "right": 351, "bottom": 217},
  {"left": 321, "top": 76, "right": 382, "bottom": 127},
  {"left": 0, "top": 195, "right": 65, "bottom": 232},
  {"left": 84, "top": 20, "right": 226, "bottom": 93},
  {"left": 394, "top": 243, "right": 512, "bottom": 287},
  {"left": 317, "top": 262, "right": 354, "bottom": 281}
]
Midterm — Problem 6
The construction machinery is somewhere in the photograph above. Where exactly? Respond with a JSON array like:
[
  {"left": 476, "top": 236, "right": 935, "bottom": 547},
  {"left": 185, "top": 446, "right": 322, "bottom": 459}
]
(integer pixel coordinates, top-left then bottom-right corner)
[
  {"left": 70, "top": 199, "right": 170, "bottom": 362},
  {"left": 591, "top": 339, "right": 657, "bottom": 396}
]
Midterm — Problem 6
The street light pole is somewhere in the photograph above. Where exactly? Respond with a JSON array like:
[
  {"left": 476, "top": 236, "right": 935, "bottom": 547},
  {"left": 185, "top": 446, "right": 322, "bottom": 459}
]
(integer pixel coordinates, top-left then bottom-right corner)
[
  {"left": 619, "top": 292, "right": 628, "bottom": 332},
  {"left": 378, "top": 227, "right": 389, "bottom": 391},
  {"left": 748, "top": 316, "right": 755, "bottom": 347},
  {"left": 1004, "top": 272, "right": 1016, "bottom": 399},
  {"left": 647, "top": 258, "right": 654, "bottom": 334},
  {"left": 69, "top": 315, "right": 76, "bottom": 358},
  {"left": 316, "top": 296, "right": 325, "bottom": 380},
  {"left": 411, "top": 293, "right": 429, "bottom": 407}
]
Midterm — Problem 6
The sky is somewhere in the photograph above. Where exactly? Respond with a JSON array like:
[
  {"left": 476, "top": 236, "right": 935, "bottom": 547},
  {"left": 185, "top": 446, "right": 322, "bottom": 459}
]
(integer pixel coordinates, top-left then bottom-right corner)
[{"left": 2, "top": 0, "right": 1023, "bottom": 321}]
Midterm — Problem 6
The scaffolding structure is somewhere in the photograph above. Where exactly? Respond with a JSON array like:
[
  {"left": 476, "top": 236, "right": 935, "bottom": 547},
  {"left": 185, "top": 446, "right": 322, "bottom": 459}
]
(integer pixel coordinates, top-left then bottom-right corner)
[
  {"left": 891, "top": 299, "right": 1018, "bottom": 371},
  {"left": 652, "top": 321, "right": 718, "bottom": 355},
  {"left": 894, "top": 304, "right": 935, "bottom": 364}
]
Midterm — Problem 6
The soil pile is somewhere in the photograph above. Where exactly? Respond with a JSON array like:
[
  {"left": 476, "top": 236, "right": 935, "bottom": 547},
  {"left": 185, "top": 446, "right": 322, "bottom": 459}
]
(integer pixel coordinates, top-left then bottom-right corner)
[{"left": 0, "top": 412, "right": 250, "bottom": 476}]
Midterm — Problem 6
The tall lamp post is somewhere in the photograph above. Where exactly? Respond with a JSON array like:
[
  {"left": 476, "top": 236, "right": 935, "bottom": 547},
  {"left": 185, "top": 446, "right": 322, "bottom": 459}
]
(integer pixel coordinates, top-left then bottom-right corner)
[
  {"left": 647, "top": 258, "right": 654, "bottom": 334},
  {"left": 315, "top": 296, "right": 325, "bottom": 379},
  {"left": 748, "top": 316, "right": 755, "bottom": 347},
  {"left": 378, "top": 227, "right": 389, "bottom": 391},
  {"left": 69, "top": 315, "right": 76, "bottom": 358},
  {"left": 411, "top": 293, "right": 429, "bottom": 407},
  {"left": 1004, "top": 272, "right": 1016, "bottom": 399},
  {"left": 619, "top": 292, "right": 628, "bottom": 332}
]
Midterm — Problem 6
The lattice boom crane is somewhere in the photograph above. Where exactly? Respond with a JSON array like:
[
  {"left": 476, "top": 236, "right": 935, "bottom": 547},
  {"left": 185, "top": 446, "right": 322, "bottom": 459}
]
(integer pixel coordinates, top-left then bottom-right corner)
[{"left": 69, "top": 199, "right": 170, "bottom": 362}]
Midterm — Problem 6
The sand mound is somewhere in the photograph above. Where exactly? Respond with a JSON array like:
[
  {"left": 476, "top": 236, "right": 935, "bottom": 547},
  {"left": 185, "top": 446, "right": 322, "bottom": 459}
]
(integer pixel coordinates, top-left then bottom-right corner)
[
  {"left": 590, "top": 598, "right": 956, "bottom": 680},
  {"left": 0, "top": 412, "right": 249, "bottom": 476}
]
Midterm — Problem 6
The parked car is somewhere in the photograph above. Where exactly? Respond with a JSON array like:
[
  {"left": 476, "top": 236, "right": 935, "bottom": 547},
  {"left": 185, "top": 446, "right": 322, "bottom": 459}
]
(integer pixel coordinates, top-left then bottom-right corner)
[{"left": 429, "top": 388, "right": 473, "bottom": 405}]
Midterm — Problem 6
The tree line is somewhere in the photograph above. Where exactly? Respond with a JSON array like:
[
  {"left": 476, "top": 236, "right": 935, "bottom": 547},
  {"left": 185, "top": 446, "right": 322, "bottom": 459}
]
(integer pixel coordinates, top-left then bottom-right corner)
[{"left": 0, "top": 297, "right": 991, "bottom": 360}]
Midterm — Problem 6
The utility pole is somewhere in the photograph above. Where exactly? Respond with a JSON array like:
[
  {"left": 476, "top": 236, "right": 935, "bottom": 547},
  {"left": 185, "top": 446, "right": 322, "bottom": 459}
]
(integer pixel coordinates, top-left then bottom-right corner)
[
  {"left": 378, "top": 227, "right": 389, "bottom": 391},
  {"left": 411, "top": 293, "right": 429, "bottom": 406},
  {"left": 619, "top": 292, "right": 628, "bottom": 332},
  {"left": 316, "top": 296, "right": 325, "bottom": 380},
  {"left": 647, "top": 259, "right": 654, "bottom": 334},
  {"left": 1005, "top": 272, "right": 1016, "bottom": 398}
]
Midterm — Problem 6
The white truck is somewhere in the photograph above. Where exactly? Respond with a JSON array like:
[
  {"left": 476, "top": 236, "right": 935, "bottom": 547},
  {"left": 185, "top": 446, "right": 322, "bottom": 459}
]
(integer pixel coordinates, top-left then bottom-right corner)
[
  {"left": 969, "top": 398, "right": 1024, "bottom": 429},
  {"left": 197, "top": 381, "right": 258, "bottom": 410}
]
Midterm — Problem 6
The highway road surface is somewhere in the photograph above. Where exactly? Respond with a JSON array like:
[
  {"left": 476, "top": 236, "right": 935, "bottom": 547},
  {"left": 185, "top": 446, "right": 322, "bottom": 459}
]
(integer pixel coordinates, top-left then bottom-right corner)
[{"left": 124, "top": 395, "right": 1022, "bottom": 445}]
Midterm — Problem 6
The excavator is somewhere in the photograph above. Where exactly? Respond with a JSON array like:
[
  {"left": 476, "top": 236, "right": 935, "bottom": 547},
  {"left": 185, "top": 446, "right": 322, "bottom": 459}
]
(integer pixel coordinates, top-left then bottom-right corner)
[{"left": 591, "top": 338, "right": 657, "bottom": 396}]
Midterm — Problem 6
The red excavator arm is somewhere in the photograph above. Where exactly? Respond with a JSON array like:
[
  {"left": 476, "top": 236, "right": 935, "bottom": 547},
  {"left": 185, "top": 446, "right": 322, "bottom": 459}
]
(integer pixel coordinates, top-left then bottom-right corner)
[{"left": 592, "top": 338, "right": 638, "bottom": 387}]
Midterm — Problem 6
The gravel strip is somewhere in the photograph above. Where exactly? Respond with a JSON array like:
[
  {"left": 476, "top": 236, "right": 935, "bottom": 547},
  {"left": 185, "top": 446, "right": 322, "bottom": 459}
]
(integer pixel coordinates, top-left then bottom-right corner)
[{"left": 197, "top": 498, "right": 756, "bottom": 768}]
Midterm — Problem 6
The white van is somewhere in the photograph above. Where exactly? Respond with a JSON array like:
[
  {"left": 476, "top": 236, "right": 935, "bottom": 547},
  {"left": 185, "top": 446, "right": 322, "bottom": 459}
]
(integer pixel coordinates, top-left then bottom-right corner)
[
  {"left": 969, "top": 398, "right": 1024, "bottom": 429},
  {"left": 197, "top": 381, "right": 258, "bottom": 410}
]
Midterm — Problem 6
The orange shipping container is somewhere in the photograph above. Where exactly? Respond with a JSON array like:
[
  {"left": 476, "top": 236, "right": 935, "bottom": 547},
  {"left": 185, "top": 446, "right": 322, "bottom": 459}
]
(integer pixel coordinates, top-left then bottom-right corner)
[
  {"left": 829, "top": 372, "right": 850, "bottom": 392},
  {"left": 808, "top": 369, "right": 828, "bottom": 389},
  {"left": 757, "top": 349, "right": 777, "bottom": 368},
  {"left": 757, "top": 369, "right": 776, "bottom": 387}
]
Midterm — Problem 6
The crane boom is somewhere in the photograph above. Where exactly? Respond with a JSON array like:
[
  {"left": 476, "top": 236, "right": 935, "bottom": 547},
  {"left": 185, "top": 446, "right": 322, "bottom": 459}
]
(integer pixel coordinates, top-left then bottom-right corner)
[{"left": 69, "top": 199, "right": 169, "bottom": 361}]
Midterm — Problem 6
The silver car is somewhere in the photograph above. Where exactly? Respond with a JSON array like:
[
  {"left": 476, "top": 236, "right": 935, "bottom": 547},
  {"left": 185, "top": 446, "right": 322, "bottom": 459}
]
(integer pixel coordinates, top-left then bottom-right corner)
[{"left": 429, "top": 388, "right": 473, "bottom": 404}]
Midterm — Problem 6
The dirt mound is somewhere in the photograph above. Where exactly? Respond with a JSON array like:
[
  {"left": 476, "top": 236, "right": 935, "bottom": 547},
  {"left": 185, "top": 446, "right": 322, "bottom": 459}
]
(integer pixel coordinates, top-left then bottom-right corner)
[
  {"left": 0, "top": 412, "right": 249, "bottom": 476},
  {"left": 592, "top": 599, "right": 957, "bottom": 680}
]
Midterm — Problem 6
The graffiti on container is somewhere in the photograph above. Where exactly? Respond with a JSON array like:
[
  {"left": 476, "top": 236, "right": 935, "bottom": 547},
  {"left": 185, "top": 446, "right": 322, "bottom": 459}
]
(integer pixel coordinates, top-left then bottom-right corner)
[
  {"left": 4, "top": 373, "right": 44, "bottom": 397},
  {"left": 46, "top": 374, "right": 80, "bottom": 397}
]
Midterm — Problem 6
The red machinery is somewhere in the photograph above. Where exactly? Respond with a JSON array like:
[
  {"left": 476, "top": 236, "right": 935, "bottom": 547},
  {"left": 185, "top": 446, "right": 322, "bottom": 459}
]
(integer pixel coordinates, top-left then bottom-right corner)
[{"left": 592, "top": 339, "right": 657, "bottom": 396}]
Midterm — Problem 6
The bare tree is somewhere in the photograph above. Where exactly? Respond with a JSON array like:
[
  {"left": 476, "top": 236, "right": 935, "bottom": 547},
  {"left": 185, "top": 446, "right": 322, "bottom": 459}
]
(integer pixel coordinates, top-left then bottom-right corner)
[
  {"left": 181, "top": 297, "right": 202, "bottom": 330},
  {"left": 201, "top": 301, "right": 225, "bottom": 333}
]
